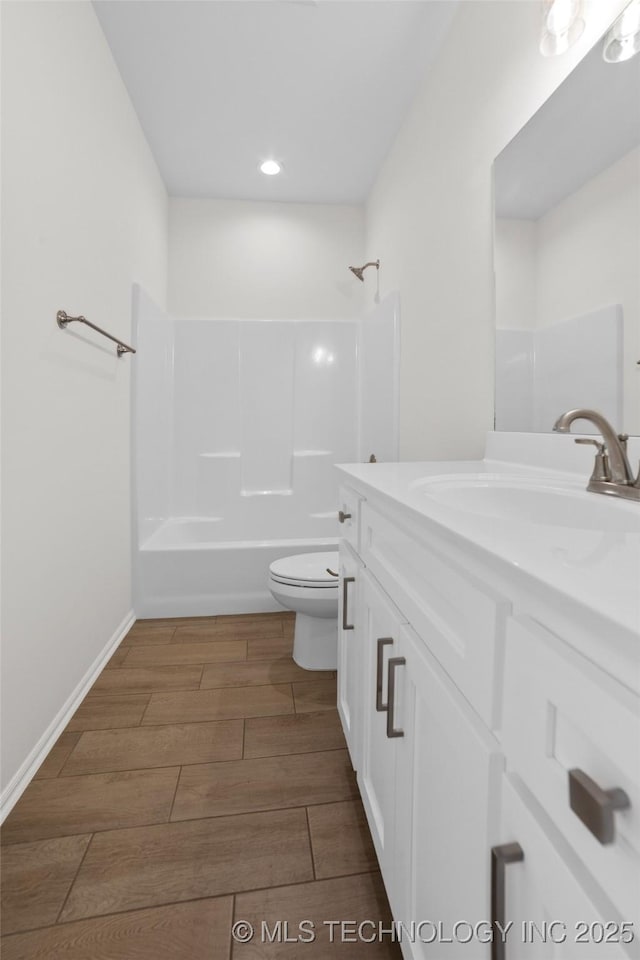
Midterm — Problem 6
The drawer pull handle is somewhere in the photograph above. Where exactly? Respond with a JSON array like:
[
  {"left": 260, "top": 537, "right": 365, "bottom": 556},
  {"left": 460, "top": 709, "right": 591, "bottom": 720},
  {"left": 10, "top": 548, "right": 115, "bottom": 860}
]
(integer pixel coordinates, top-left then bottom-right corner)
[
  {"left": 491, "top": 842, "right": 524, "bottom": 960},
  {"left": 386, "top": 656, "right": 406, "bottom": 738},
  {"left": 568, "top": 768, "right": 630, "bottom": 845},
  {"left": 376, "top": 638, "right": 393, "bottom": 711},
  {"left": 338, "top": 510, "right": 352, "bottom": 523},
  {"left": 342, "top": 577, "right": 355, "bottom": 631}
]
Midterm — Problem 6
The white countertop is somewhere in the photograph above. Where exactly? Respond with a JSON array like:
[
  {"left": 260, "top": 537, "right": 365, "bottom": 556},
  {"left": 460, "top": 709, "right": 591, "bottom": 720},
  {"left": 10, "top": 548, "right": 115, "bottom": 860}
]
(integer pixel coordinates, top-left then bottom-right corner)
[{"left": 337, "top": 442, "right": 640, "bottom": 638}]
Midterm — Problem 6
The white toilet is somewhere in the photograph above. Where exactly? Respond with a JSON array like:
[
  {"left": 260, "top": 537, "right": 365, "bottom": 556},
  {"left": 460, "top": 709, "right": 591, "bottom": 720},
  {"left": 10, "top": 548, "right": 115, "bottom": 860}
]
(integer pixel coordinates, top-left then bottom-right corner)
[{"left": 268, "top": 551, "right": 339, "bottom": 670}]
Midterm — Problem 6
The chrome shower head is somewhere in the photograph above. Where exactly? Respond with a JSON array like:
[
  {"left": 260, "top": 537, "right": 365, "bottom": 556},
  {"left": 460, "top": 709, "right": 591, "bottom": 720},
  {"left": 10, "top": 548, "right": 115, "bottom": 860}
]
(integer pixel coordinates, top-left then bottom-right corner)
[{"left": 348, "top": 259, "right": 380, "bottom": 282}]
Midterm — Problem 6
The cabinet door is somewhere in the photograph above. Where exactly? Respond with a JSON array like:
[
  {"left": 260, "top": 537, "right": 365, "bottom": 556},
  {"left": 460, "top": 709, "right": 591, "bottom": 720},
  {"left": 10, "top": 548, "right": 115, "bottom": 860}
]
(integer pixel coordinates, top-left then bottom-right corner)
[
  {"left": 358, "top": 570, "right": 407, "bottom": 884},
  {"left": 497, "top": 776, "right": 631, "bottom": 960},
  {"left": 337, "top": 542, "right": 363, "bottom": 770},
  {"left": 394, "top": 624, "right": 503, "bottom": 960},
  {"left": 503, "top": 616, "right": 639, "bottom": 924}
]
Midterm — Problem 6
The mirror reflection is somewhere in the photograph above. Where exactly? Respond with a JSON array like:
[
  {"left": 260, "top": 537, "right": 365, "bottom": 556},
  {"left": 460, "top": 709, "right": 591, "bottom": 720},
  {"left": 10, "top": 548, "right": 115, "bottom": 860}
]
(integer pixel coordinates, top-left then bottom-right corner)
[{"left": 494, "top": 38, "right": 640, "bottom": 435}]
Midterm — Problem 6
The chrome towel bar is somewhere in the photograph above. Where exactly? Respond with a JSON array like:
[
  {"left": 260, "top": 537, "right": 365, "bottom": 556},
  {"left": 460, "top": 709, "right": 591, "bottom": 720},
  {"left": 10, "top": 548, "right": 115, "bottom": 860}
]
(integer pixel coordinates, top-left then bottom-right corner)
[{"left": 56, "top": 310, "right": 136, "bottom": 357}]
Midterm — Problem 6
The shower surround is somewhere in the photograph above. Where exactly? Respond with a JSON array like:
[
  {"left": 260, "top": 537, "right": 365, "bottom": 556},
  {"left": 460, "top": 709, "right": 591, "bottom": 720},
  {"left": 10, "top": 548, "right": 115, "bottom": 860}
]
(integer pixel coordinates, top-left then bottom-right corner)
[{"left": 133, "top": 286, "right": 399, "bottom": 616}]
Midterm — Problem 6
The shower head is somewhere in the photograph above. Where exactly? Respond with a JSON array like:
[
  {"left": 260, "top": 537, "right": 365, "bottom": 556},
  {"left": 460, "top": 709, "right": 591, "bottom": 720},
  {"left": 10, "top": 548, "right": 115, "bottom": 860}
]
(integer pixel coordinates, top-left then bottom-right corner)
[{"left": 348, "top": 259, "right": 380, "bottom": 282}]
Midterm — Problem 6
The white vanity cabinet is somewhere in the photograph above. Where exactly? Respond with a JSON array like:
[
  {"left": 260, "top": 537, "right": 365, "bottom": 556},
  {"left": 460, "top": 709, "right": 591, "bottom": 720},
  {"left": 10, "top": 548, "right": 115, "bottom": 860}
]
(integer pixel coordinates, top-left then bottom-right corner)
[
  {"left": 502, "top": 616, "right": 640, "bottom": 927},
  {"left": 355, "top": 566, "right": 503, "bottom": 954},
  {"left": 358, "top": 569, "right": 407, "bottom": 896},
  {"left": 496, "top": 776, "right": 631, "bottom": 960},
  {"left": 336, "top": 466, "right": 639, "bottom": 960},
  {"left": 393, "top": 623, "right": 503, "bottom": 959},
  {"left": 337, "top": 540, "right": 364, "bottom": 770}
]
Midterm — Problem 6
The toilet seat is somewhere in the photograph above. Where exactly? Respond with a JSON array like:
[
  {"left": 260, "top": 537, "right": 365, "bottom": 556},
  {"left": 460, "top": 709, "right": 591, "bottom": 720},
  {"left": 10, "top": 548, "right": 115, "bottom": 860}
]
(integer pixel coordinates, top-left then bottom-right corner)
[
  {"left": 268, "top": 550, "right": 339, "bottom": 669},
  {"left": 269, "top": 551, "right": 338, "bottom": 589}
]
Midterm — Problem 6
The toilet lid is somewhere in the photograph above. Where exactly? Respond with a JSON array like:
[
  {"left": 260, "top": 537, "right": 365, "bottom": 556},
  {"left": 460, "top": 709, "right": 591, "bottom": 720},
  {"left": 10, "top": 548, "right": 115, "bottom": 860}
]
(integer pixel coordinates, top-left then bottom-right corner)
[{"left": 270, "top": 551, "right": 339, "bottom": 586}]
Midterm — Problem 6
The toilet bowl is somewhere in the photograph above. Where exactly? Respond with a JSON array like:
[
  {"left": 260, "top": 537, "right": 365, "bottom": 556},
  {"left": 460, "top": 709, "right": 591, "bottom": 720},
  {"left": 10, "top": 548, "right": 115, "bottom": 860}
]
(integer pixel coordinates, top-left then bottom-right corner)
[{"left": 268, "top": 551, "right": 339, "bottom": 670}]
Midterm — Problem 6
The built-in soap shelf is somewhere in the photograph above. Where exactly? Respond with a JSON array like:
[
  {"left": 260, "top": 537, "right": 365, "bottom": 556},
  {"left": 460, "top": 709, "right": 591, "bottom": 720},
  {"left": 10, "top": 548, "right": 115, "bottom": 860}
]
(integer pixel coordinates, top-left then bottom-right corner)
[
  {"left": 240, "top": 489, "right": 293, "bottom": 497},
  {"left": 293, "top": 450, "right": 332, "bottom": 457},
  {"left": 200, "top": 451, "right": 241, "bottom": 458}
]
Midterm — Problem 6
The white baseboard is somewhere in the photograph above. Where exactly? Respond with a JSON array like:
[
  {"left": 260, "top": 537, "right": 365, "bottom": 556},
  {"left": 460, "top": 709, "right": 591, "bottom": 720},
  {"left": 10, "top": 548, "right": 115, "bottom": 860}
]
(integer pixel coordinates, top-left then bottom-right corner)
[{"left": 0, "top": 609, "right": 135, "bottom": 823}]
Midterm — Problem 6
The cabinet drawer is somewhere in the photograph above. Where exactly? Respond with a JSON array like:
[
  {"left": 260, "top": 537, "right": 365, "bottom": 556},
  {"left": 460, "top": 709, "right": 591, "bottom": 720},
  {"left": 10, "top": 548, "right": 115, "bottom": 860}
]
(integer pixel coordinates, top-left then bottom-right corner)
[
  {"left": 360, "top": 501, "right": 509, "bottom": 728},
  {"left": 503, "top": 616, "right": 640, "bottom": 924},
  {"left": 338, "top": 484, "right": 362, "bottom": 553},
  {"left": 498, "top": 776, "right": 631, "bottom": 959}
]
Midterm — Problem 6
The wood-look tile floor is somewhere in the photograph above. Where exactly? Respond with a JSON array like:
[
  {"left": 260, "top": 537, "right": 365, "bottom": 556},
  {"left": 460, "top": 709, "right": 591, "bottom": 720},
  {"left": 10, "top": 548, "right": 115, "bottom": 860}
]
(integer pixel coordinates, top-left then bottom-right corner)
[{"left": 1, "top": 613, "right": 401, "bottom": 958}]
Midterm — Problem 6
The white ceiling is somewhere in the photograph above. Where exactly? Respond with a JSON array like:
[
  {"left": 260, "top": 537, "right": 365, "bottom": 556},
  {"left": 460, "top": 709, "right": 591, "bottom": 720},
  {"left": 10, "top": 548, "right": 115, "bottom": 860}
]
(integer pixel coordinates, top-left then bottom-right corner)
[
  {"left": 495, "top": 38, "right": 640, "bottom": 220},
  {"left": 93, "top": 1, "right": 457, "bottom": 204}
]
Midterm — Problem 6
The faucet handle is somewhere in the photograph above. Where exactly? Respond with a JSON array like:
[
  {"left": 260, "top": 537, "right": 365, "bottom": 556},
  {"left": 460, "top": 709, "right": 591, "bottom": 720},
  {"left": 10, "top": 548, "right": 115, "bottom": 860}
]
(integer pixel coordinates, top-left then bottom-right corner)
[
  {"left": 574, "top": 437, "right": 605, "bottom": 452},
  {"left": 574, "top": 438, "right": 611, "bottom": 483},
  {"left": 618, "top": 433, "right": 629, "bottom": 452}
]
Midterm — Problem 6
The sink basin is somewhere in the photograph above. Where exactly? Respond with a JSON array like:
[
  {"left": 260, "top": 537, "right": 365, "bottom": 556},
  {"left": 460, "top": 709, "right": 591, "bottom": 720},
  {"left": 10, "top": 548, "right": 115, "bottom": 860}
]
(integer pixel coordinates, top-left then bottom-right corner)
[{"left": 410, "top": 474, "right": 640, "bottom": 533}]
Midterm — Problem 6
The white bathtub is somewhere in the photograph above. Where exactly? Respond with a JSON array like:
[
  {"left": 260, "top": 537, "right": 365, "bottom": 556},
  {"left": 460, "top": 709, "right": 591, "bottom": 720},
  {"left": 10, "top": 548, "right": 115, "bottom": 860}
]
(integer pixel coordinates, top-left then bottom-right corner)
[{"left": 135, "top": 515, "right": 338, "bottom": 618}]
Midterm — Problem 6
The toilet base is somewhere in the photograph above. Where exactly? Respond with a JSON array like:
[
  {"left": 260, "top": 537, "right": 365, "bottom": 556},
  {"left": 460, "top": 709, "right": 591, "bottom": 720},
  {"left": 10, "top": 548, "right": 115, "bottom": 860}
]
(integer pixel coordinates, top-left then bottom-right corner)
[{"left": 292, "top": 613, "right": 338, "bottom": 671}]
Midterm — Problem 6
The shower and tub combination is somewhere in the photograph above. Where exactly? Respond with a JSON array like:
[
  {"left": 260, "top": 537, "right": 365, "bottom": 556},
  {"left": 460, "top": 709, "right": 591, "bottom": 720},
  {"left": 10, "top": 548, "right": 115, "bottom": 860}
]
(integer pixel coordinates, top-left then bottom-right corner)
[{"left": 132, "top": 284, "right": 399, "bottom": 632}]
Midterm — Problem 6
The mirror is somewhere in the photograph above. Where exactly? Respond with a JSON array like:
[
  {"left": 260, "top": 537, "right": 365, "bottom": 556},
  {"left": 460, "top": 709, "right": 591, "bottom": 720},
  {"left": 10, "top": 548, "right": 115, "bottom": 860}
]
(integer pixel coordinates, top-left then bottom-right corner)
[{"left": 493, "top": 34, "right": 640, "bottom": 435}]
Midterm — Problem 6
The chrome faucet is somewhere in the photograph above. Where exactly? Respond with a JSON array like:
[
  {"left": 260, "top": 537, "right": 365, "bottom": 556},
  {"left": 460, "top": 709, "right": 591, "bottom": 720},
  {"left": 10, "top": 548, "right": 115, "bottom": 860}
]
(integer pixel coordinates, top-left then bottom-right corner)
[{"left": 553, "top": 409, "right": 640, "bottom": 503}]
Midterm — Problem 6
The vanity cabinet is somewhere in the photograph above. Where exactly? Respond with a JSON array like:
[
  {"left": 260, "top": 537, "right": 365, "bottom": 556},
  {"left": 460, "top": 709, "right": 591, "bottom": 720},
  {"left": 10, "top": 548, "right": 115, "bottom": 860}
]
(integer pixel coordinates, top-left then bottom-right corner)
[
  {"left": 393, "top": 622, "right": 503, "bottom": 959},
  {"left": 358, "top": 570, "right": 407, "bottom": 895},
  {"left": 355, "top": 564, "right": 502, "bottom": 955},
  {"left": 337, "top": 540, "right": 364, "bottom": 770},
  {"left": 497, "top": 776, "right": 629, "bottom": 960},
  {"left": 336, "top": 478, "right": 638, "bottom": 960}
]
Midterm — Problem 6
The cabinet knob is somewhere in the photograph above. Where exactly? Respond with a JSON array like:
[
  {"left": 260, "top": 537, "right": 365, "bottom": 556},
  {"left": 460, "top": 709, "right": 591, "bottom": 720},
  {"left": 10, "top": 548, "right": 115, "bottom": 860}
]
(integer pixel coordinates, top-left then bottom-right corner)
[
  {"left": 568, "top": 768, "right": 630, "bottom": 845},
  {"left": 338, "top": 510, "right": 351, "bottom": 523},
  {"left": 491, "top": 842, "right": 524, "bottom": 960}
]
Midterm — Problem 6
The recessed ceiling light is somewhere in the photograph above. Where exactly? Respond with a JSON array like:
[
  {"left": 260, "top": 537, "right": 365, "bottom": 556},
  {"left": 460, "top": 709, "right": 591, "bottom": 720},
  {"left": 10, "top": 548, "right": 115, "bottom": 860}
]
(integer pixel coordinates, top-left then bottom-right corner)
[{"left": 260, "top": 159, "right": 282, "bottom": 176}]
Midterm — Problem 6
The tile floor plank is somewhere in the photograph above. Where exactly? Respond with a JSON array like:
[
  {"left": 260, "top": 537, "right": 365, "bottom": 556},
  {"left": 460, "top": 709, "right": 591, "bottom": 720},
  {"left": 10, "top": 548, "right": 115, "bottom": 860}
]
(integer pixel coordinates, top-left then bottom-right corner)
[
  {"left": 247, "top": 634, "right": 294, "bottom": 661},
  {"left": 66, "top": 694, "right": 150, "bottom": 732},
  {"left": 244, "top": 710, "right": 346, "bottom": 759},
  {"left": 122, "top": 639, "right": 247, "bottom": 668},
  {"left": 233, "top": 873, "right": 401, "bottom": 958},
  {"left": 141, "top": 684, "right": 294, "bottom": 725},
  {"left": 293, "top": 679, "right": 337, "bottom": 714},
  {"left": 1, "top": 612, "right": 392, "bottom": 956},
  {"left": 1, "top": 897, "right": 234, "bottom": 960},
  {"left": 106, "top": 647, "right": 129, "bottom": 667},
  {"left": 33, "top": 733, "right": 81, "bottom": 779},
  {"left": 0, "top": 834, "right": 91, "bottom": 935},
  {"left": 1, "top": 768, "right": 179, "bottom": 844},
  {"left": 121, "top": 622, "right": 177, "bottom": 646},
  {"left": 59, "top": 720, "right": 244, "bottom": 776},
  {"left": 307, "top": 800, "right": 379, "bottom": 879},
  {"left": 60, "top": 809, "right": 313, "bottom": 921},
  {"left": 200, "top": 658, "right": 331, "bottom": 690},
  {"left": 171, "top": 750, "right": 358, "bottom": 821},
  {"left": 172, "top": 619, "right": 284, "bottom": 643},
  {"left": 215, "top": 613, "right": 290, "bottom": 626},
  {"left": 90, "top": 665, "right": 203, "bottom": 696}
]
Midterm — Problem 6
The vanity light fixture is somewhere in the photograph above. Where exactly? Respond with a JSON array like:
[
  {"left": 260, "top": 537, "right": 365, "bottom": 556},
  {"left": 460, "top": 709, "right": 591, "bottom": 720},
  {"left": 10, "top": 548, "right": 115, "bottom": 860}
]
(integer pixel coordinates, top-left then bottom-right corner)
[
  {"left": 603, "top": 0, "right": 640, "bottom": 62},
  {"left": 539, "top": 0, "right": 585, "bottom": 56},
  {"left": 260, "top": 159, "right": 282, "bottom": 176}
]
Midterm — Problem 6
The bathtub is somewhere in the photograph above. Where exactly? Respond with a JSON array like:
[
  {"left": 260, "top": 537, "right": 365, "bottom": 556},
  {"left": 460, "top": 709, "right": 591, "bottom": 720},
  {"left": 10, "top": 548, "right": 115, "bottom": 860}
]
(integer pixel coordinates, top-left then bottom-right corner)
[{"left": 135, "top": 515, "right": 338, "bottom": 618}]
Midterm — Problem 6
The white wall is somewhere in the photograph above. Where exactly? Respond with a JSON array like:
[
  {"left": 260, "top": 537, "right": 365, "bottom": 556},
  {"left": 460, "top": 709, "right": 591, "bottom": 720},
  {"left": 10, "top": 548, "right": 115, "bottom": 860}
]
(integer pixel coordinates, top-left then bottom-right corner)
[
  {"left": 536, "top": 146, "right": 639, "bottom": 433},
  {"left": 168, "top": 197, "right": 364, "bottom": 319},
  {"left": 494, "top": 219, "right": 537, "bottom": 332},
  {"left": 495, "top": 146, "right": 638, "bottom": 434},
  {"left": 365, "top": 0, "right": 629, "bottom": 461},
  {"left": 1, "top": 1, "right": 167, "bottom": 806},
  {"left": 132, "top": 287, "right": 174, "bottom": 545}
]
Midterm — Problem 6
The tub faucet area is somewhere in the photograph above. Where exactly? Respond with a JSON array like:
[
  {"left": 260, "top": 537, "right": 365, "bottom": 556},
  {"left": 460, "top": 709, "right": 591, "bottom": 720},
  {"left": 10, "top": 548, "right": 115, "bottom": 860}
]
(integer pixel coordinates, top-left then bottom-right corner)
[{"left": 553, "top": 408, "right": 640, "bottom": 502}]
